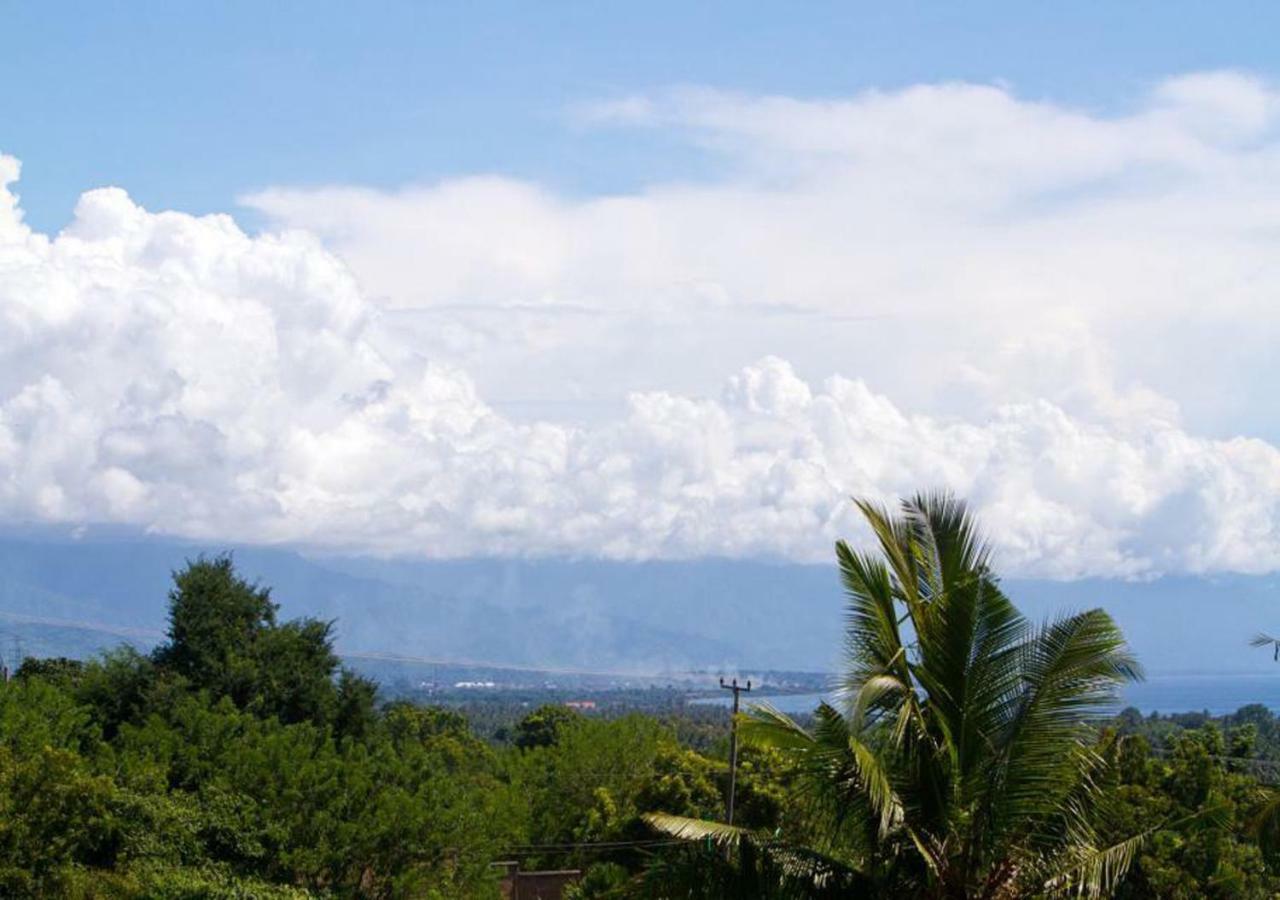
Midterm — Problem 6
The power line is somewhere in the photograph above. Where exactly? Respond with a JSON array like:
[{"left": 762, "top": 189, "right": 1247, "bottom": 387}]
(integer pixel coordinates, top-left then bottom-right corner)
[
  {"left": 502, "top": 839, "right": 685, "bottom": 852},
  {"left": 0, "top": 609, "right": 161, "bottom": 640}
]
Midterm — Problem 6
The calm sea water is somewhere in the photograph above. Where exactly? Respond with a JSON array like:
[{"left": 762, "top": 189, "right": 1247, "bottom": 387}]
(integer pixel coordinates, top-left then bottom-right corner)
[{"left": 694, "top": 673, "right": 1280, "bottom": 717}]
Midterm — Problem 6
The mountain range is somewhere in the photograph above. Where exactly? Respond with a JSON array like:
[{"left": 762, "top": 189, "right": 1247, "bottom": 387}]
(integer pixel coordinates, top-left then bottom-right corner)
[{"left": 0, "top": 533, "right": 1277, "bottom": 677}]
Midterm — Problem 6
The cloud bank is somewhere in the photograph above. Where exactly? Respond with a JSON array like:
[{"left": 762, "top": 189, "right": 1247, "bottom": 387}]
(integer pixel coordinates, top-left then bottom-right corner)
[
  {"left": 248, "top": 72, "right": 1280, "bottom": 439},
  {"left": 4, "top": 71, "right": 1280, "bottom": 577}
]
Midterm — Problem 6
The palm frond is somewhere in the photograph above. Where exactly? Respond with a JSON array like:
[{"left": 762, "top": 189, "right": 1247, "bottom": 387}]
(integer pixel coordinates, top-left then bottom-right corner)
[
  {"left": 645, "top": 813, "right": 875, "bottom": 896},
  {"left": 835, "top": 537, "right": 931, "bottom": 762},
  {"left": 849, "top": 737, "right": 903, "bottom": 838},
  {"left": 912, "top": 566, "right": 1027, "bottom": 786},
  {"left": 852, "top": 498, "right": 922, "bottom": 611},
  {"left": 846, "top": 671, "right": 909, "bottom": 734},
  {"left": 1249, "top": 790, "right": 1280, "bottom": 863},
  {"left": 1043, "top": 830, "right": 1146, "bottom": 899},
  {"left": 740, "top": 702, "right": 819, "bottom": 754},
  {"left": 760, "top": 843, "right": 874, "bottom": 893},
  {"left": 836, "top": 540, "right": 910, "bottom": 682},
  {"left": 901, "top": 490, "right": 991, "bottom": 598},
  {"left": 990, "top": 609, "right": 1141, "bottom": 828},
  {"left": 1252, "top": 633, "right": 1280, "bottom": 660},
  {"left": 643, "top": 812, "right": 746, "bottom": 847},
  {"left": 1041, "top": 804, "right": 1230, "bottom": 898}
]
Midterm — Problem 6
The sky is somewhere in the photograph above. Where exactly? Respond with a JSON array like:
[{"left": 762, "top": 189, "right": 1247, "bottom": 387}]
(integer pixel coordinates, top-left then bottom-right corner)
[{"left": 3, "top": 2, "right": 1280, "bottom": 578}]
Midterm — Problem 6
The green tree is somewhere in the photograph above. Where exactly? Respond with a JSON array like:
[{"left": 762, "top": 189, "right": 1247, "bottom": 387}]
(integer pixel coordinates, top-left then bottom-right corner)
[
  {"left": 75, "top": 646, "right": 158, "bottom": 740},
  {"left": 112, "top": 690, "right": 515, "bottom": 897},
  {"left": 0, "top": 745, "right": 121, "bottom": 896},
  {"left": 513, "top": 704, "right": 582, "bottom": 750},
  {"left": 509, "top": 713, "right": 671, "bottom": 864},
  {"left": 14, "top": 656, "right": 84, "bottom": 685},
  {"left": 150, "top": 555, "right": 373, "bottom": 730},
  {"left": 1097, "top": 728, "right": 1278, "bottom": 899},
  {"left": 153, "top": 555, "right": 280, "bottom": 700},
  {"left": 651, "top": 491, "right": 1151, "bottom": 898},
  {"left": 0, "top": 562, "right": 519, "bottom": 899},
  {"left": 565, "top": 862, "right": 630, "bottom": 899},
  {"left": 635, "top": 743, "right": 722, "bottom": 822},
  {"left": 334, "top": 669, "right": 380, "bottom": 742}
]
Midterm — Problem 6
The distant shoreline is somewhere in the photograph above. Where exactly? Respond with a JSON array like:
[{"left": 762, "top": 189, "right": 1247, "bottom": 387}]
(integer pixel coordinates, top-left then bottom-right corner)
[{"left": 691, "top": 672, "right": 1280, "bottom": 717}]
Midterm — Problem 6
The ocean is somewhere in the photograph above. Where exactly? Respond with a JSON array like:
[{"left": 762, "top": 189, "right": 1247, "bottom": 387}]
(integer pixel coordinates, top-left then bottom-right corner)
[{"left": 695, "top": 673, "right": 1280, "bottom": 717}]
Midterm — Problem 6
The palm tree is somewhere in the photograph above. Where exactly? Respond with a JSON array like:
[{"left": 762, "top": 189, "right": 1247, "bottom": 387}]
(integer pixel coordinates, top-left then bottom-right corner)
[
  {"left": 650, "top": 491, "right": 1153, "bottom": 898},
  {"left": 1250, "top": 633, "right": 1280, "bottom": 661}
]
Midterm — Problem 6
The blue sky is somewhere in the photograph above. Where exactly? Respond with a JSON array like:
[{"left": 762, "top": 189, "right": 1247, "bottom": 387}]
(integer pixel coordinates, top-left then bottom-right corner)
[
  {"left": 4, "top": 4, "right": 1280, "bottom": 575},
  {"left": 6, "top": 1, "right": 1280, "bottom": 233}
]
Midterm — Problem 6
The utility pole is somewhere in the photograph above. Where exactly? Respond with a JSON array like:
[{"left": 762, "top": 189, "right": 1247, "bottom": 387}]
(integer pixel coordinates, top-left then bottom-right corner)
[{"left": 720, "top": 676, "right": 751, "bottom": 825}]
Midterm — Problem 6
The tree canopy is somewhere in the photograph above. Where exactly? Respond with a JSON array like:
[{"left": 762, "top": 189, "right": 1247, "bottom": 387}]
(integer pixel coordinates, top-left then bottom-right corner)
[{"left": 1, "top": 508, "right": 1278, "bottom": 898}]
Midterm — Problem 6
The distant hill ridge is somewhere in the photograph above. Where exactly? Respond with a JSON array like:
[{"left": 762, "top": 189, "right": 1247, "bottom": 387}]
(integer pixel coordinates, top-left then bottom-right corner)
[{"left": 1, "top": 535, "right": 1278, "bottom": 674}]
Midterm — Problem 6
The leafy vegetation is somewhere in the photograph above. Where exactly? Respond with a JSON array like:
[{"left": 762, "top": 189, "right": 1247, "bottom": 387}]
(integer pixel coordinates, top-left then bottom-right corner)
[
  {"left": 3, "top": 500, "right": 1280, "bottom": 897},
  {"left": 646, "top": 493, "right": 1280, "bottom": 898}
]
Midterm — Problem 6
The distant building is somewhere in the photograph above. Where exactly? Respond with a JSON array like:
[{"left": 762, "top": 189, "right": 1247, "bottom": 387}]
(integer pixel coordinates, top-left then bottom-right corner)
[{"left": 564, "top": 700, "right": 596, "bottom": 710}]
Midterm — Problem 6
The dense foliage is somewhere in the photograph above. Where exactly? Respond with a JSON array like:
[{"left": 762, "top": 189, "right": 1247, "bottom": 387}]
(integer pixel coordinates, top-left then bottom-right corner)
[
  {"left": 646, "top": 494, "right": 1280, "bottom": 899},
  {"left": 4, "top": 533, "right": 1280, "bottom": 897},
  {"left": 0, "top": 557, "right": 778, "bottom": 898},
  {"left": 0, "top": 557, "right": 520, "bottom": 898}
]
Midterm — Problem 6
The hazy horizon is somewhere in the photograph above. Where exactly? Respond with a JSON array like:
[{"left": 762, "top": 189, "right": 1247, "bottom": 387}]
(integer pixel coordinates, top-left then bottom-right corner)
[{"left": 5, "top": 5, "right": 1280, "bottom": 692}]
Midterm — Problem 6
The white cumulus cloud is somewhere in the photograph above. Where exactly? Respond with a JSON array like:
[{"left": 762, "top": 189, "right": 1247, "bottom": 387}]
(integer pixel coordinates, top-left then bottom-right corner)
[
  {"left": 249, "top": 71, "right": 1280, "bottom": 440},
  {"left": 4, "top": 71, "right": 1280, "bottom": 577}
]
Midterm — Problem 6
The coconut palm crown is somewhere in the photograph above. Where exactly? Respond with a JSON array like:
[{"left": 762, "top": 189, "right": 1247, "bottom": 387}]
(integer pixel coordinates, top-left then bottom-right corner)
[{"left": 651, "top": 491, "right": 1149, "bottom": 898}]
